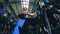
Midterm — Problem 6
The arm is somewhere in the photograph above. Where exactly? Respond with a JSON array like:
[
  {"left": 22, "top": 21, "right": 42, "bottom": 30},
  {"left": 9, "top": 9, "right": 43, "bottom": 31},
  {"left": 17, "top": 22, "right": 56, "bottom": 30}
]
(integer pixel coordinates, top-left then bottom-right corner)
[
  {"left": 27, "top": 12, "right": 37, "bottom": 17},
  {"left": 18, "top": 11, "right": 37, "bottom": 18}
]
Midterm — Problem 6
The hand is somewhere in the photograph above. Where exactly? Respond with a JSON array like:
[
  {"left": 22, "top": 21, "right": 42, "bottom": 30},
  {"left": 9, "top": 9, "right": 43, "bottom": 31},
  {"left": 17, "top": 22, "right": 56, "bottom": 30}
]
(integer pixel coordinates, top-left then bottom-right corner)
[
  {"left": 32, "top": 13, "right": 37, "bottom": 17},
  {"left": 28, "top": 13, "right": 37, "bottom": 16}
]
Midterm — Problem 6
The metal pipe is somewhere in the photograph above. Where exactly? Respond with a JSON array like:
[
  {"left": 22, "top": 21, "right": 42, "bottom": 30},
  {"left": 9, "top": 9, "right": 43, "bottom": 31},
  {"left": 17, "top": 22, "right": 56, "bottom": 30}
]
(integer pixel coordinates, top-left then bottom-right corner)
[{"left": 1, "top": 1, "right": 34, "bottom": 4}]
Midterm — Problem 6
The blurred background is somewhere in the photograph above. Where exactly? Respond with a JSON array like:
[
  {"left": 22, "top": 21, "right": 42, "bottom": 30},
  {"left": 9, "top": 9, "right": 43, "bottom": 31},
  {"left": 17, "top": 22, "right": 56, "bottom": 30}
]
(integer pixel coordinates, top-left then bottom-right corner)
[{"left": 0, "top": 0, "right": 60, "bottom": 34}]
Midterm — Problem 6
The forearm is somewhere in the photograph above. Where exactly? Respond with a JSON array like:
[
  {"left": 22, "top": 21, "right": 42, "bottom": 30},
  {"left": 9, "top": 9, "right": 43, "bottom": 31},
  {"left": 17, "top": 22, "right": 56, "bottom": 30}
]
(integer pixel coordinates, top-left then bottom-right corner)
[{"left": 27, "top": 13, "right": 37, "bottom": 17}]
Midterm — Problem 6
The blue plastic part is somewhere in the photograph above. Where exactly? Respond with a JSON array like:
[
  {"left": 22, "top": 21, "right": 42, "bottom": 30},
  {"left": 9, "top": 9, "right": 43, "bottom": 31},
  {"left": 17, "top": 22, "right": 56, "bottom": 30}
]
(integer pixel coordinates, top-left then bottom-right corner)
[
  {"left": 13, "top": 19, "right": 25, "bottom": 34},
  {"left": 45, "top": 0, "right": 49, "bottom": 4}
]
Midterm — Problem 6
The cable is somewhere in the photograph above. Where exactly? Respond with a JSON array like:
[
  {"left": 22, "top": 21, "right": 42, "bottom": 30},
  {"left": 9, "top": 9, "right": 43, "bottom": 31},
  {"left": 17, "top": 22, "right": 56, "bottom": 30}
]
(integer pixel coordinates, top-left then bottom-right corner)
[
  {"left": 45, "top": 8, "right": 52, "bottom": 34},
  {"left": 0, "top": 4, "right": 7, "bottom": 16},
  {"left": 32, "top": 0, "right": 36, "bottom": 12}
]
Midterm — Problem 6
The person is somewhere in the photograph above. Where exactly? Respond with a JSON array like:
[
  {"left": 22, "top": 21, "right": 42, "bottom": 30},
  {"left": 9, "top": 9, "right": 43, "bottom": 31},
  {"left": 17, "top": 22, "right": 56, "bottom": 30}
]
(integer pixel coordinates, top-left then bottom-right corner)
[{"left": 17, "top": 8, "right": 37, "bottom": 20}]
